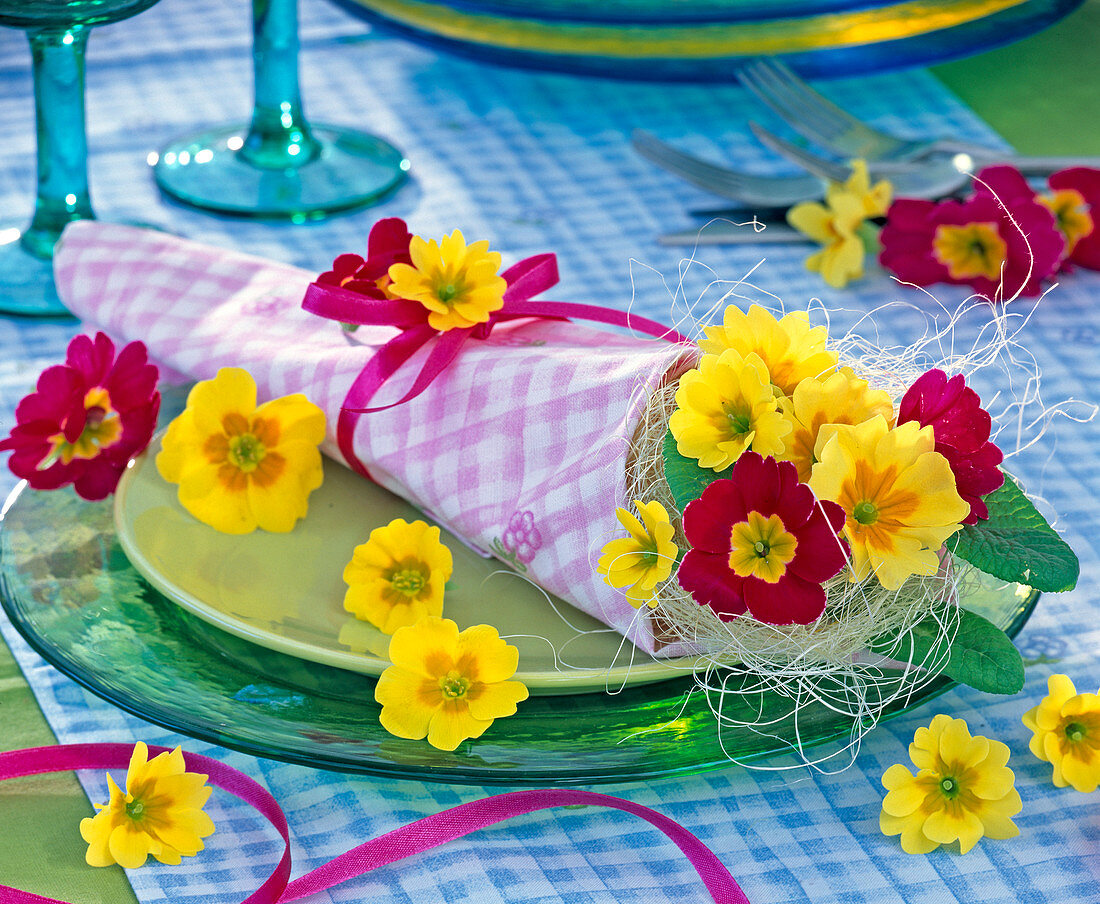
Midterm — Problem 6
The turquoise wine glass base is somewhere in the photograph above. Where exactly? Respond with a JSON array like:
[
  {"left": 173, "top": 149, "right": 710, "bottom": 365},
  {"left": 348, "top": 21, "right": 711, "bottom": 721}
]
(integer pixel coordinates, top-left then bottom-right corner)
[
  {"left": 0, "top": 227, "right": 73, "bottom": 317},
  {"left": 153, "top": 123, "right": 410, "bottom": 220}
]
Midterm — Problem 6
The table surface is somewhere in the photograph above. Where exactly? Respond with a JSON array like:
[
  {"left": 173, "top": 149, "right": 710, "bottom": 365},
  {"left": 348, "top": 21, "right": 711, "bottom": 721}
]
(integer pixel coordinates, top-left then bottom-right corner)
[{"left": 1, "top": 1, "right": 1098, "bottom": 902}]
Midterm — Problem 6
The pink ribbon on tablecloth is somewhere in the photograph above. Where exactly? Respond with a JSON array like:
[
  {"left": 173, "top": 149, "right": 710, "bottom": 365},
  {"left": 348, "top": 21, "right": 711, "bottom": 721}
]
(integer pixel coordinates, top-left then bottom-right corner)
[
  {"left": 0, "top": 743, "right": 750, "bottom": 904},
  {"left": 302, "top": 252, "right": 689, "bottom": 480}
]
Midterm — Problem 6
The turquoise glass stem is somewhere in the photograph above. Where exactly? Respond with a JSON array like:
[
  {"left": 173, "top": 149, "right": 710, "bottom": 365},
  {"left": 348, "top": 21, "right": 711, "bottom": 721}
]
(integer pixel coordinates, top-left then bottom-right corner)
[
  {"left": 24, "top": 26, "right": 94, "bottom": 260},
  {"left": 241, "top": 0, "right": 321, "bottom": 169}
]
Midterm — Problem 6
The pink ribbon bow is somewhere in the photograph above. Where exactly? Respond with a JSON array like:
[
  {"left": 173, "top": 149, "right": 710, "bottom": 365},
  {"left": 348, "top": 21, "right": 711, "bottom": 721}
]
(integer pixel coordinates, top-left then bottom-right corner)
[
  {"left": 302, "top": 251, "right": 688, "bottom": 480},
  {"left": 0, "top": 743, "right": 751, "bottom": 904}
]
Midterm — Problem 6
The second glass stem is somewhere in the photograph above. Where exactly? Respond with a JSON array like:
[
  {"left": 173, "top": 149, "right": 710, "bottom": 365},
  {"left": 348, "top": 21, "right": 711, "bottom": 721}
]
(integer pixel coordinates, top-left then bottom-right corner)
[{"left": 240, "top": 0, "right": 322, "bottom": 170}]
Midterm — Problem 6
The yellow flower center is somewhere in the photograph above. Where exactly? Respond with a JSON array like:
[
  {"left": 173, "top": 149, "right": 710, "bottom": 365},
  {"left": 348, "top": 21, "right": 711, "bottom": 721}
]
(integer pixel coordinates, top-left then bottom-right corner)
[
  {"left": 439, "top": 669, "right": 471, "bottom": 699},
  {"left": 725, "top": 405, "right": 753, "bottom": 437},
  {"left": 44, "top": 386, "right": 122, "bottom": 467},
  {"left": 206, "top": 412, "right": 287, "bottom": 492},
  {"left": 390, "top": 566, "right": 428, "bottom": 598},
  {"left": 728, "top": 511, "right": 798, "bottom": 583},
  {"left": 125, "top": 798, "right": 146, "bottom": 820},
  {"left": 938, "top": 776, "right": 960, "bottom": 799},
  {"left": 1041, "top": 189, "right": 1093, "bottom": 254},
  {"left": 227, "top": 433, "right": 266, "bottom": 472},
  {"left": 932, "top": 222, "right": 1007, "bottom": 281},
  {"left": 853, "top": 500, "right": 879, "bottom": 525},
  {"left": 1064, "top": 721, "right": 1087, "bottom": 743}
]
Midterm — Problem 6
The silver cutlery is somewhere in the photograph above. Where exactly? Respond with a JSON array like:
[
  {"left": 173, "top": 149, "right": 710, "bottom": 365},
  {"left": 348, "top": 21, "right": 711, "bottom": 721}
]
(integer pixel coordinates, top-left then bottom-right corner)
[
  {"left": 748, "top": 121, "right": 973, "bottom": 199},
  {"left": 738, "top": 58, "right": 1100, "bottom": 176}
]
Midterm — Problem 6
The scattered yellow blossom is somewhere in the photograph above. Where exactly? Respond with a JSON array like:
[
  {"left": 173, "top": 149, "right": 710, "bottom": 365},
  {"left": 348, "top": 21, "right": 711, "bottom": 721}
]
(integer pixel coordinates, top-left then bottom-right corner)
[
  {"left": 881, "top": 715, "right": 1021, "bottom": 855},
  {"left": 376, "top": 616, "right": 529, "bottom": 751},
  {"left": 830, "top": 158, "right": 892, "bottom": 219},
  {"left": 779, "top": 367, "right": 895, "bottom": 482},
  {"left": 388, "top": 230, "right": 507, "bottom": 331},
  {"left": 697, "top": 304, "right": 838, "bottom": 397},
  {"left": 156, "top": 368, "right": 325, "bottom": 534},
  {"left": 1022, "top": 673, "right": 1100, "bottom": 793},
  {"left": 788, "top": 192, "right": 870, "bottom": 288},
  {"left": 597, "top": 499, "right": 677, "bottom": 608},
  {"left": 809, "top": 416, "right": 968, "bottom": 589},
  {"left": 343, "top": 518, "right": 454, "bottom": 634},
  {"left": 80, "top": 743, "right": 215, "bottom": 868},
  {"left": 669, "top": 349, "right": 791, "bottom": 471},
  {"left": 788, "top": 160, "right": 892, "bottom": 288}
]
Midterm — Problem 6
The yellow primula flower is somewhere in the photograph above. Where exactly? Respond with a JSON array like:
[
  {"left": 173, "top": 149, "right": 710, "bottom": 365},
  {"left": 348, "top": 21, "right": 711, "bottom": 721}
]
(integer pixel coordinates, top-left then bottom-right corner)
[
  {"left": 376, "top": 616, "right": 529, "bottom": 751},
  {"left": 79, "top": 742, "right": 215, "bottom": 869},
  {"left": 1022, "top": 673, "right": 1100, "bottom": 793},
  {"left": 778, "top": 367, "right": 895, "bottom": 482},
  {"left": 597, "top": 499, "right": 677, "bottom": 608},
  {"left": 156, "top": 368, "right": 325, "bottom": 535},
  {"left": 388, "top": 230, "right": 507, "bottom": 331},
  {"left": 788, "top": 192, "right": 869, "bottom": 289},
  {"left": 788, "top": 160, "right": 892, "bottom": 289},
  {"left": 808, "top": 416, "right": 968, "bottom": 590},
  {"left": 697, "top": 304, "right": 838, "bottom": 397},
  {"left": 669, "top": 349, "right": 791, "bottom": 471},
  {"left": 343, "top": 517, "right": 454, "bottom": 634},
  {"left": 881, "top": 715, "right": 1021, "bottom": 855}
]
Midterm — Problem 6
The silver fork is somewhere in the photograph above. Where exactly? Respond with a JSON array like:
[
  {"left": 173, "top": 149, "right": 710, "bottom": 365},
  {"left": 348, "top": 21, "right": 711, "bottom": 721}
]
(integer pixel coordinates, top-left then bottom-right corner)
[
  {"left": 738, "top": 58, "right": 1100, "bottom": 176},
  {"left": 634, "top": 128, "right": 968, "bottom": 208},
  {"left": 748, "top": 122, "right": 972, "bottom": 199},
  {"left": 633, "top": 128, "right": 826, "bottom": 208}
]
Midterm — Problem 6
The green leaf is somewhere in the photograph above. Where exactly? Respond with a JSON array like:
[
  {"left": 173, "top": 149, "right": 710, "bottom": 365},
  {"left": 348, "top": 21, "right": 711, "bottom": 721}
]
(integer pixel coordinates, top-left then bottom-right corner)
[
  {"left": 661, "top": 428, "right": 731, "bottom": 513},
  {"left": 949, "top": 475, "right": 1078, "bottom": 592},
  {"left": 869, "top": 608, "right": 1024, "bottom": 695}
]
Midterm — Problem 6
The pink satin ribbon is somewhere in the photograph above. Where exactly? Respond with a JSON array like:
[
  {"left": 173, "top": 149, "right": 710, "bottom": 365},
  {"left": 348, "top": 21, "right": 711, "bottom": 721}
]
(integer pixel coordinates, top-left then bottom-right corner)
[
  {"left": 302, "top": 253, "right": 689, "bottom": 480},
  {"left": 0, "top": 743, "right": 750, "bottom": 904}
]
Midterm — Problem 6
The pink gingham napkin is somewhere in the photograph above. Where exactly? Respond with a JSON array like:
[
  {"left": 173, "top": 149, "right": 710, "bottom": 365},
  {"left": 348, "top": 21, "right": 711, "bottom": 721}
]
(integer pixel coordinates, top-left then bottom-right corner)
[{"left": 54, "top": 222, "right": 689, "bottom": 655}]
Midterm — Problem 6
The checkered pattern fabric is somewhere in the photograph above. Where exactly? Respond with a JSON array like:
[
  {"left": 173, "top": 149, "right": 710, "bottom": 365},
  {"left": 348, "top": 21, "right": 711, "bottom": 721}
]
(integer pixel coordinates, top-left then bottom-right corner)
[
  {"left": 1, "top": 0, "right": 1099, "bottom": 902},
  {"left": 54, "top": 222, "right": 686, "bottom": 653}
]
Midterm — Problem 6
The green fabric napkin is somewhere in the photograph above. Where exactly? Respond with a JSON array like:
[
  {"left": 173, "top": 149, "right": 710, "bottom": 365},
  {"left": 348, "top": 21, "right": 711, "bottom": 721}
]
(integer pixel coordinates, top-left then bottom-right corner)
[{"left": 0, "top": 640, "right": 138, "bottom": 903}]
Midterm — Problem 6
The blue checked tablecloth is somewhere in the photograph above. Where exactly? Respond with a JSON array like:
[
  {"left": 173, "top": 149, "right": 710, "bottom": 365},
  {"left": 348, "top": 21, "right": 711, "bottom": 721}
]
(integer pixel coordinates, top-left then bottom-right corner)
[{"left": 1, "top": 1, "right": 1098, "bottom": 901}]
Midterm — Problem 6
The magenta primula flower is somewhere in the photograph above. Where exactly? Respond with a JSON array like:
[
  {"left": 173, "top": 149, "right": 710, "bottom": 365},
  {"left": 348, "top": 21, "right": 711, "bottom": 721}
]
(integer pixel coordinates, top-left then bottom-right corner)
[
  {"left": 0, "top": 333, "right": 159, "bottom": 500},
  {"left": 878, "top": 187, "right": 1064, "bottom": 300},
  {"left": 677, "top": 452, "right": 848, "bottom": 626},
  {"left": 898, "top": 368, "right": 1004, "bottom": 525},
  {"left": 317, "top": 217, "right": 413, "bottom": 298}
]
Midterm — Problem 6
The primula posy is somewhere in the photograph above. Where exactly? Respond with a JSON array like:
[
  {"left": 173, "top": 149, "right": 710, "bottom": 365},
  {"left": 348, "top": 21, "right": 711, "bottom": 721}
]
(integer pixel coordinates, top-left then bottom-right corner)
[
  {"left": 678, "top": 452, "right": 848, "bottom": 625},
  {"left": 1022, "top": 673, "right": 1100, "bottom": 793},
  {"left": 880, "top": 715, "right": 1021, "bottom": 854},
  {"left": 343, "top": 517, "right": 454, "bottom": 633},
  {"left": 80, "top": 742, "right": 215, "bottom": 868},
  {"left": 156, "top": 367, "right": 325, "bottom": 534},
  {"left": 375, "top": 616, "right": 529, "bottom": 751},
  {"left": 0, "top": 332, "right": 159, "bottom": 500},
  {"left": 597, "top": 499, "right": 678, "bottom": 608}
]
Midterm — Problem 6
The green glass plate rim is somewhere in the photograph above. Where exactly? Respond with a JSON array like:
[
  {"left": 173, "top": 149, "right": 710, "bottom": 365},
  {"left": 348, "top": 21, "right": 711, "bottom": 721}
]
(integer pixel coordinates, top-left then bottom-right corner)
[{"left": 0, "top": 482, "right": 1040, "bottom": 786}]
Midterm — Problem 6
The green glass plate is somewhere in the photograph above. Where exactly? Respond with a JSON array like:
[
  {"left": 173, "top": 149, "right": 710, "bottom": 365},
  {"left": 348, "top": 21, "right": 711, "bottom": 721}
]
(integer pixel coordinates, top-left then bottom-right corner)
[{"left": 0, "top": 480, "right": 1038, "bottom": 785}]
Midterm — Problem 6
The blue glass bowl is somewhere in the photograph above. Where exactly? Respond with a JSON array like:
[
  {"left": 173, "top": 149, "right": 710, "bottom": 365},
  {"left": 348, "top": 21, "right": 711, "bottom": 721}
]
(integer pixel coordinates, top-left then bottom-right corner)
[{"left": 328, "top": 0, "right": 1084, "bottom": 80}]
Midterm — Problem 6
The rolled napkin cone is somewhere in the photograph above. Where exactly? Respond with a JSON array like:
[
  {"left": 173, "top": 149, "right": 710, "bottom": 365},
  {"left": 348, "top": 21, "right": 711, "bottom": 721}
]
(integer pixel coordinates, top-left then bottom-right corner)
[{"left": 54, "top": 222, "right": 692, "bottom": 656}]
